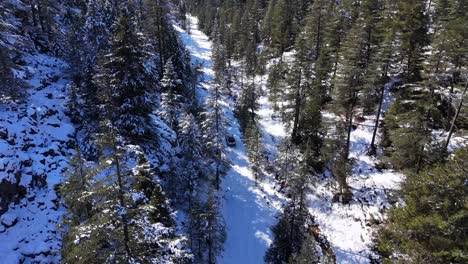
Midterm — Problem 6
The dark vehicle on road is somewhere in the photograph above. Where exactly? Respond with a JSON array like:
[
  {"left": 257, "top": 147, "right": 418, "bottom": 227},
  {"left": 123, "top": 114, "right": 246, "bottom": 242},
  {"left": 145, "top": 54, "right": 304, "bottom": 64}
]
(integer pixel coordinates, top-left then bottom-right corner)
[{"left": 226, "top": 135, "right": 236, "bottom": 147}]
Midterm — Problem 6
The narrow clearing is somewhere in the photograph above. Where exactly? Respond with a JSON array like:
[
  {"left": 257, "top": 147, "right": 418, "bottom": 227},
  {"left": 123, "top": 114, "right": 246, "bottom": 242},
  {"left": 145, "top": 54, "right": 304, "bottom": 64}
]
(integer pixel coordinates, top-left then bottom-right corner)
[{"left": 175, "top": 16, "right": 280, "bottom": 264}]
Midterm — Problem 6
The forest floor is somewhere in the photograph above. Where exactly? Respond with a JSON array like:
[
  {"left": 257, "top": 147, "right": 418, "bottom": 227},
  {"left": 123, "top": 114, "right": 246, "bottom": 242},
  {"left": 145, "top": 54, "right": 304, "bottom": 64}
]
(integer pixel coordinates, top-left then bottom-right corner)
[{"left": 0, "top": 55, "right": 73, "bottom": 263}]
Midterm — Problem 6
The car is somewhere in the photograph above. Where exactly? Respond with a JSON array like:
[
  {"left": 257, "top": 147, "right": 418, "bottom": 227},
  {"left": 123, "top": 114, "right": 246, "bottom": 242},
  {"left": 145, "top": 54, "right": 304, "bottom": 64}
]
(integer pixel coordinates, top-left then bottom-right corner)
[
  {"left": 271, "top": 113, "right": 280, "bottom": 120},
  {"left": 226, "top": 135, "right": 236, "bottom": 147}
]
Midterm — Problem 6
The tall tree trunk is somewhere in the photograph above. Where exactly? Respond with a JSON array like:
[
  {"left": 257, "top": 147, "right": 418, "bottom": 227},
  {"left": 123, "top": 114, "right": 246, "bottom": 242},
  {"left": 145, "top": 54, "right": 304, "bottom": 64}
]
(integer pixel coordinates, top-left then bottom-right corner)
[
  {"left": 215, "top": 87, "right": 221, "bottom": 190},
  {"left": 30, "top": 1, "right": 38, "bottom": 27},
  {"left": 314, "top": 10, "right": 322, "bottom": 61},
  {"left": 111, "top": 130, "right": 131, "bottom": 258},
  {"left": 291, "top": 68, "right": 303, "bottom": 143},
  {"left": 369, "top": 81, "right": 387, "bottom": 155},
  {"left": 444, "top": 80, "right": 467, "bottom": 151},
  {"left": 345, "top": 108, "right": 354, "bottom": 160}
]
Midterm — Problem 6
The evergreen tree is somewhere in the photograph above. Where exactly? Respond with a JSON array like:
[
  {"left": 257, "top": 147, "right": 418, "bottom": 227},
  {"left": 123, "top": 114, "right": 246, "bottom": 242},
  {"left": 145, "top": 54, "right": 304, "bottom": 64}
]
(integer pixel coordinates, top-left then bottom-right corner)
[
  {"left": 288, "top": 33, "right": 309, "bottom": 144},
  {"left": 212, "top": 20, "right": 229, "bottom": 88},
  {"left": 185, "top": 185, "right": 226, "bottom": 264},
  {"left": 375, "top": 148, "right": 468, "bottom": 263},
  {"left": 265, "top": 148, "right": 317, "bottom": 263},
  {"left": 202, "top": 83, "right": 229, "bottom": 189},
  {"left": 94, "top": 13, "right": 156, "bottom": 142},
  {"left": 0, "top": 2, "right": 26, "bottom": 101},
  {"left": 301, "top": 0, "right": 329, "bottom": 62},
  {"left": 60, "top": 148, "right": 93, "bottom": 225},
  {"left": 383, "top": 83, "right": 440, "bottom": 172},
  {"left": 395, "top": 0, "right": 430, "bottom": 82},
  {"left": 0, "top": 46, "right": 24, "bottom": 101},
  {"left": 143, "top": 0, "right": 173, "bottom": 72},
  {"left": 267, "top": 61, "right": 287, "bottom": 112},
  {"left": 62, "top": 123, "right": 190, "bottom": 263},
  {"left": 236, "top": 82, "right": 259, "bottom": 131},
  {"left": 273, "top": 141, "right": 301, "bottom": 185},
  {"left": 291, "top": 233, "right": 321, "bottom": 264},
  {"left": 428, "top": 0, "right": 467, "bottom": 130},
  {"left": 240, "top": 2, "right": 260, "bottom": 76},
  {"left": 204, "top": 189, "right": 226, "bottom": 264},
  {"left": 160, "top": 59, "right": 183, "bottom": 130},
  {"left": 269, "top": 0, "right": 293, "bottom": 54},
  {"left": 171, "top": 112, "right": 205, "bottom": 205}
]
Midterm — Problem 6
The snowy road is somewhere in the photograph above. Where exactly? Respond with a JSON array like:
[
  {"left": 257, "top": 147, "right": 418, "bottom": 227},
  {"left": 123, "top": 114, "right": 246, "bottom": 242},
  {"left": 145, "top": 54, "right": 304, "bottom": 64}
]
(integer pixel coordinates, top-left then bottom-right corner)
[{"left": 174, "top": 16, "right": 279, "bottom": 264}]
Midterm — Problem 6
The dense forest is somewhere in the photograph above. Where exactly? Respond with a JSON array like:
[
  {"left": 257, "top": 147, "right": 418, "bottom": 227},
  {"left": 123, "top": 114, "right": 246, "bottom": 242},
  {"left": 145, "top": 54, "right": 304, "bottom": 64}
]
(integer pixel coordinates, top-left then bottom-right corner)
[{"left": 0, "top": 0, "right": 466, "bottom": 263}]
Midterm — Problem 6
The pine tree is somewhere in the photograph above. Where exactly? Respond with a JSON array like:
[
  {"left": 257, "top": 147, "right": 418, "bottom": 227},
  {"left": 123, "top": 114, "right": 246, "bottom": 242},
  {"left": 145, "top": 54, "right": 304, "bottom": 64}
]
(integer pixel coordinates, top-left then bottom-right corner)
[
  {"left": 171, "top": 113, "right": 205, "bottom": 205},
  {"left": 60, "top": 148, "right": 93, "bottom": 225},
  {"left": 185, "top": 185, "right": 226, "bottom": 264},
  {"left": 204, "top": 189, "right": 226, "bottom": 264},
  {"left": 267, "top": 61, "right": 287, "bottom": 112},
  {"left": 395, "top": 0, "right": 430, "bottom": 82},
  {"left": 291, "top": 233, "right": 321, "bottom": 264},
  {"left": 265, "top": 149, "right": 316, "bottom": 263},
  {"left": 325, "top": 1, "right": 385, "bottom": 197},
  {"left": 0, "top": 46, "right": 24, "bottom": 101},
  {"left": 211, "top": 20, "right": 229, "bottom": 88},
  {"left": 300, "top": 97, "right": 323, "bottom": 170},
  {"left": 262, "top": 0, "right": 277, "bottom": 53},
  {"left": 143, "top": 0, "right": 173, "bottom": 71},
  {"left": 302, "top": 0, "right": 340, "bottom": 107},
  {"left": 288, "top": 33, "right": 309, "bottom": 144},
  {"left": 273, "top": 141, "right": 302, "bottom": 185},
  {"left": 202, "top": 83, "right": 229, "bottom": 189},
  {"left": 269, "top": 0, "right": 293, "bottom": 54},
  {"left": 301, "top": 0, "right": 329, "bottom": 61},
  {"left": 236, "top": 82, "right": 259, "bottom": 131},
  {"left": 376, "top": 148, "right": 468, "bottom": 263},
  {"left": 444, "top": 80, "right": 467, "bottom": 151},
  {"left": 160, "top": 59, "right": 183, "bottom": 130},
  {"left": 333, "top": 4, "right": 376, "bottom": 160},
  {"left": 82, "top": 0, "right": 114, "bottom": 66},
  {"left": 62, "top": 123, "right": 190, "bottom": 263},
  {"left": 93, "top": 13, "right": 156, "bottom": 142},
  {"left": 0, "top": 2, "right": 26, "bottom": 101},
  {"left": 246, "top": 124, "right": 263, "bottom": 185},
  {"left": 428, "top": 0, "right": 467, "bottom": 130},
  {"left": 240, "top": 2, "right": 260, "bottom": 76},
  {"left": 383, "top": 83, "right": 439, "bottom": 172}
]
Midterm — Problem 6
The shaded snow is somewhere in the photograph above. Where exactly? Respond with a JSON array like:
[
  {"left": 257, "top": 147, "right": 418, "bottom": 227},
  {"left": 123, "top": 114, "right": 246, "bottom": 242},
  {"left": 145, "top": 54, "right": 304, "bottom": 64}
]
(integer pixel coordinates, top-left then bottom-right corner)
[{"left": 0, "top": 54, "right": 73, "bottom": 263}]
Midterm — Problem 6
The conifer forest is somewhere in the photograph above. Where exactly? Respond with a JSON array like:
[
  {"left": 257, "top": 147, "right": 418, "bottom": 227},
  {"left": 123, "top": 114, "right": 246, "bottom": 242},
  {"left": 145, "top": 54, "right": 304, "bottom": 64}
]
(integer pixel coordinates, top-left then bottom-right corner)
[{"left": 0, "top": 0, "right": 467, "bottom": 263}]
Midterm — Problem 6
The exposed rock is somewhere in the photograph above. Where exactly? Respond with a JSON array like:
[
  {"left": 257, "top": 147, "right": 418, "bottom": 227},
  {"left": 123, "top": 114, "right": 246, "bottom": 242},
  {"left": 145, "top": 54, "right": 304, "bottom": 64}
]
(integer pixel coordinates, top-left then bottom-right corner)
[
  {"left": 0, "top": 179, "right": 27, "bottom": 215},
  {"left": 0, "top": 128, "right": 7, "bottom": 140},
  {"left": 1, "top": 213, "right": 18, "bottom": 227}
]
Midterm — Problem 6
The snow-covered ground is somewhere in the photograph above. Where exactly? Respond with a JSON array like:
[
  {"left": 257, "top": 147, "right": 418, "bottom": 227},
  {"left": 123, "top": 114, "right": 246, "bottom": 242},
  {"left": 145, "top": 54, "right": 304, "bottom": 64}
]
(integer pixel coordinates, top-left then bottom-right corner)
[
  {"left": 175, "top": 16, "right": 282, "bottom": 264},
  {"left": 307, "top": 87, "right": 405, "bottom": 263},
  {"left": 256, "top": 87, "right": 288, "bottom": 160},
  {"left": 253, "top": 74, "right": 406, "bottom": 262},
  {"left": 294, "top": 80, "right": 404, "bottom": 263},
  {"left": 0, "top": 55, "right": 73, "bottom": 263}
]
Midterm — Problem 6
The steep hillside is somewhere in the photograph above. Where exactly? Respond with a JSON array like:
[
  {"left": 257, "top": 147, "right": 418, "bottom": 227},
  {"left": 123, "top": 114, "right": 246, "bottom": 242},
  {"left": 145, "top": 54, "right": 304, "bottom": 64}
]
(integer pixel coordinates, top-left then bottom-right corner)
[{"left": 0, "top": 54, "right": 73, "bottom": 262}]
